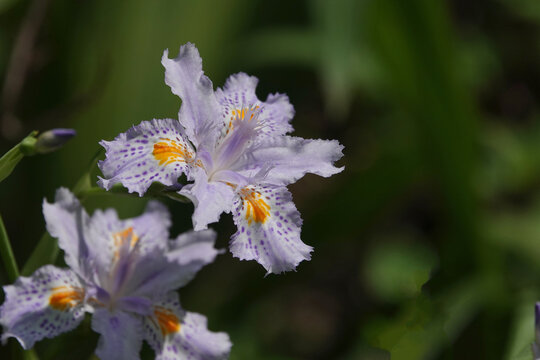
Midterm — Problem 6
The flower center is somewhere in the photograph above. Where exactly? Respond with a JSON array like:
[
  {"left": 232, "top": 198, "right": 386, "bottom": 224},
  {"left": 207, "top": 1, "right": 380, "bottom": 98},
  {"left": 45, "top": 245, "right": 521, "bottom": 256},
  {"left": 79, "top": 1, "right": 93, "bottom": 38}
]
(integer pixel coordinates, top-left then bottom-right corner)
[
  {"left": 210, "top": 105, "right": 263, "bottom": 178},
  {"left": 102, "top": 227, "right": 141, "bottom": 303}
]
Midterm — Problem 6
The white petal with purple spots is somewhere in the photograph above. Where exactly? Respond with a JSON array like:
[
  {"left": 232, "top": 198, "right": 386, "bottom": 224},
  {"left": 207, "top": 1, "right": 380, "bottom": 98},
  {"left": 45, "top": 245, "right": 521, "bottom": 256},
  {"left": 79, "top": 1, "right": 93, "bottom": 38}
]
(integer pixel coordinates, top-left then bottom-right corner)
[
  {"left": 230, "top": 185, "right": 312, "bottom": 274},
  {"left": 0, "top": 266, "right": 86, "bottom": 349},
  {"left": 143, "top": 292, "right": 231, "bottom": 360},
  {"left": 98, "top": 119, "right": 194, "bottom": 196}
]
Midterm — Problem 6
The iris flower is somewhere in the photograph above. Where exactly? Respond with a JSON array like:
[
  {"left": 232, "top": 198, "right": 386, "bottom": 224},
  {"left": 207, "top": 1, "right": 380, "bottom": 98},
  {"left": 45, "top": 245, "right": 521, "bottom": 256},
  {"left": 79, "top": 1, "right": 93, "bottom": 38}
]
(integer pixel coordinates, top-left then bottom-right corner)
[
  {"left": 98, "top": 43, "right": 344, "bottom": 274},
  {"left": 0, "top": 188, "right": 231, "bottom": 360}
]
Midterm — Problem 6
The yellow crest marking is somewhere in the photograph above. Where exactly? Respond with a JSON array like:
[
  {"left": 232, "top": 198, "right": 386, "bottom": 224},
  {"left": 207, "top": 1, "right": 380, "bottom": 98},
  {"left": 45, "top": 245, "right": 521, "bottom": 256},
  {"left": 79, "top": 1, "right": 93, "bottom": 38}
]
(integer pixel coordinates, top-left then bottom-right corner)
[
  {"left": 49, "top": 286, "right": 84, "bottom": 311},
  {"left": 153, "top": 139, "right": 189, "bottom": 166},
  {"left": 154, "top": 307, "right": 181, "bottom": 335},
  {"left": 240, "top": 188, "right": 271, "bottom": 225}
]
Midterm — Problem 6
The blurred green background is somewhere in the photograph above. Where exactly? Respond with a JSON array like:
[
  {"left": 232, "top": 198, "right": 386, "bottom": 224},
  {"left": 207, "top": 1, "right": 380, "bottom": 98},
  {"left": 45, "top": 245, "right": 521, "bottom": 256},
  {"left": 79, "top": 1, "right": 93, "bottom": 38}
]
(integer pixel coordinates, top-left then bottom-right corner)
[{"left": 2, "top": 0, "right": 540, "bottom": 359}]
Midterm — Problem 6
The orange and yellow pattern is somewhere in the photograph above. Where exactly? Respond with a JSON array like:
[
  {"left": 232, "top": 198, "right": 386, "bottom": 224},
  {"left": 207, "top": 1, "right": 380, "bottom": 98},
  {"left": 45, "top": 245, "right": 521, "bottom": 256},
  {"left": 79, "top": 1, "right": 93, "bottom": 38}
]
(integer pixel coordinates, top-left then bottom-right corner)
[
  {"left": 153, "top": 138, "right": 192, "bottom": 166},
  {"left": 153, "top": 307, "right": 181, "bottom": 335},
  {"left": 224, "top": 106, "right": 260, "bottom": 136},
  {"left": 239, "top": 187, "right": 271, "bottom": 225},
  {"left": 49, "top": 286, "right": 84, "bottom": 311}
]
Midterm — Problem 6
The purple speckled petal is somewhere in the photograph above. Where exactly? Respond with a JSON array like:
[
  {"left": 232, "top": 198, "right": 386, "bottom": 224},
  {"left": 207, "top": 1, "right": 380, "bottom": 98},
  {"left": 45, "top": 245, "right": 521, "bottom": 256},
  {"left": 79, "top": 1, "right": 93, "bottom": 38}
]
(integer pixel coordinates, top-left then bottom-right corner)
[
  {"left": 92, "top": 308, "right": 143, "bottom": 360},
  {"left": 216, "top": 72, "right": 294, "bottom": 141},
  {"left": 127, "top": 229, "right": 219, "bottom": 298},
  {"left": 237, "top": 136, "right": 344, "bottom": 186},
  {"left": 162, "top": 43, "right": 221, "bottom": 149},
  {"left": 143, "top": 292, "right": 231, "bottom": 360},
  {"left": 43, "top": 188, "right": 92, "bottom": 280},
  {"left": 230, "top": 185, "right": 312, "bottom": 274},
  {"left": 0, "top": 266, "right": 86, "bottom": 349},
  {"left": 180, "top": 168, "right": 235, "bottom": 231},
  {"left": 130, "top": 200, "right": 172, "bottom": 254},
  {"left": 98, "top": 119, "right": 194, "bottom": 196},
  {"left": 165, "top": 229, "right": 219, "bottom": 285}
]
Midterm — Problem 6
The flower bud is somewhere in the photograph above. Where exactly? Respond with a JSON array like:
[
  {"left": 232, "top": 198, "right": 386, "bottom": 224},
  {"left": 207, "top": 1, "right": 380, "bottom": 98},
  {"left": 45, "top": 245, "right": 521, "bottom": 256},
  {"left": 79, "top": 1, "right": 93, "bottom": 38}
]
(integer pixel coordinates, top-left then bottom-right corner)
[{"left": 34, "top": 128, "right": 76, "bottom": 154}]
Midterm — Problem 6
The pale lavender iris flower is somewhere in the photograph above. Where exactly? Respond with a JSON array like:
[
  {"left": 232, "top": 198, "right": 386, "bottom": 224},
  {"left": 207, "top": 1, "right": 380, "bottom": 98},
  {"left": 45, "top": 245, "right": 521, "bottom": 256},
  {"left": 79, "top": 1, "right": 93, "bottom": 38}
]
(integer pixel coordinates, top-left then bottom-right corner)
[
  {"left": 98, "top": 43, "right": 344, "bottom": 274},
  {"left": 0, "top": 188, "right": 231, "bottom": 360}
]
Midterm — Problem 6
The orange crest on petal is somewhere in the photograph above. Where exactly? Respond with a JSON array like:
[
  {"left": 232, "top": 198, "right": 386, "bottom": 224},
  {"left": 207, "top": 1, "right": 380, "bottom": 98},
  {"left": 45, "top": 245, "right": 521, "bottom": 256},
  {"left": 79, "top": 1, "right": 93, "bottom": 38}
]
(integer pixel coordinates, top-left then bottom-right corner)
[
  {"left": 49, "top": 286, "right": 84, "bottom": 311},
  {"left": 153, "top": 138, "right": 191, "bottom": 166},
  {"left": 240, "top": 187, "right": 271, "bottom": 225},
  {"left": 154, "top": 307, "right": 181, "bottom": 335}
]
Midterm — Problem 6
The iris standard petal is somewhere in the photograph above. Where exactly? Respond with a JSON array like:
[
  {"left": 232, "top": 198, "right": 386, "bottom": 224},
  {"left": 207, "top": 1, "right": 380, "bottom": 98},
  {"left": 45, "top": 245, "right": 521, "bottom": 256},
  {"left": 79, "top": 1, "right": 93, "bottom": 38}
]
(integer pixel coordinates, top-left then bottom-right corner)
[
  {"left": 239, "top": 136, "right": 344, "bottom": 186},
  {"left": 143, "top": 292, "right": 231, "bottom": 360},
  {"left": 230, "top": 185, "right": 312, "bottom": 274},
  {"left": 98, "top": 119, "right": 195, "bottom": 196},
  {"left": 0, "top": 266, "right": 86, "bottom": 349},
  {"left": 162, "top": 44, "right": 221, "bottom": 149},
  {"left": 92, "top": 308, "right": 144, "bottom": 360},
  {"left": 179, "top": 169, "right": 235, "bottom": 231},
  {"left": 42, "top": 188, "right": 92, "bottom": 279}
]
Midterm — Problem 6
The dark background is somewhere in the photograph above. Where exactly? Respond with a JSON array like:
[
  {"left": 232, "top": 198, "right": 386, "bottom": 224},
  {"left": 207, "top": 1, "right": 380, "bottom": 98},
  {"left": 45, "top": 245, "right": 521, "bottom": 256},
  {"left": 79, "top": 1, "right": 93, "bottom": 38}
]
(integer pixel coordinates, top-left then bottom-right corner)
[{"left": 1, "top": 0, "right": 540, "bottom": 359}]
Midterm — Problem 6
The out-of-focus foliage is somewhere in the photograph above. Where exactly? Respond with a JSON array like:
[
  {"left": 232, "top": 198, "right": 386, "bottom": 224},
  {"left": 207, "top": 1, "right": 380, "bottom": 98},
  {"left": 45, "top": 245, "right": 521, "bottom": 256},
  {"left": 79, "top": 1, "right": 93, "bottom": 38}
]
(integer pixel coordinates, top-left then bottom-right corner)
[{"left": 2, "top": 0, "right": 540, "bottom": 359}]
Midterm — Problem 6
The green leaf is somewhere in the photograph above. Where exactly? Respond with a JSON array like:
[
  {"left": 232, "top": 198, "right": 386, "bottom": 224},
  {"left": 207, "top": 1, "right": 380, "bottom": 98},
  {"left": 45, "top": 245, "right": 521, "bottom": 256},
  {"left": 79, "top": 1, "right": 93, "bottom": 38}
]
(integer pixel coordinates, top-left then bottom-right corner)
[
  {"left": 21, "top": 232, "right": 58, "bottom": 277},
  {"left": 72, "top": 149, "right": 103, "bottom": 198},
  {"left": 0, "top": 144, "right": 23, "bottom": 184},
  {"left": 364, "top": 239, "right": 436, "bottom": 303},
  {"left": 504, "top": 292, "right": 538, "bottom": 360},
  {"left": 367, "top": 278, "right": 483, "bottom": 360}
]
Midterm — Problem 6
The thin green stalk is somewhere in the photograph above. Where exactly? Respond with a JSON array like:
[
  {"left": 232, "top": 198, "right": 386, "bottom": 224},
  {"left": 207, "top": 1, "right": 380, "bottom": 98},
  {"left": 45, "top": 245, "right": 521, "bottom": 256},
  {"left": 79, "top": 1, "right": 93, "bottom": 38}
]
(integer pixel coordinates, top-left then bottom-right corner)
[
  {"left": 0, "top": 217, "right": 40, "bottom": 360},
  {"left": 0, "top": 214, "right": 19, "bottom": 282}
]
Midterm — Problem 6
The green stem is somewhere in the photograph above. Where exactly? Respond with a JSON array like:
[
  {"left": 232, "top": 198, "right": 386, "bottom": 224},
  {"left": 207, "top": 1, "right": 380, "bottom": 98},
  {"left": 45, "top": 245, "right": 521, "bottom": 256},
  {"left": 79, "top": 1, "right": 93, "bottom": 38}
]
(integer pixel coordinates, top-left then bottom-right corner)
[
  {"left": 18, "top": 347, "right": 39, "bottom": 360},
  {"left": 0, "top": 131, "right": 39, "bottom": 184},
  {"left": 0, "top": 214, "right": 19, "bottom": 282}
]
